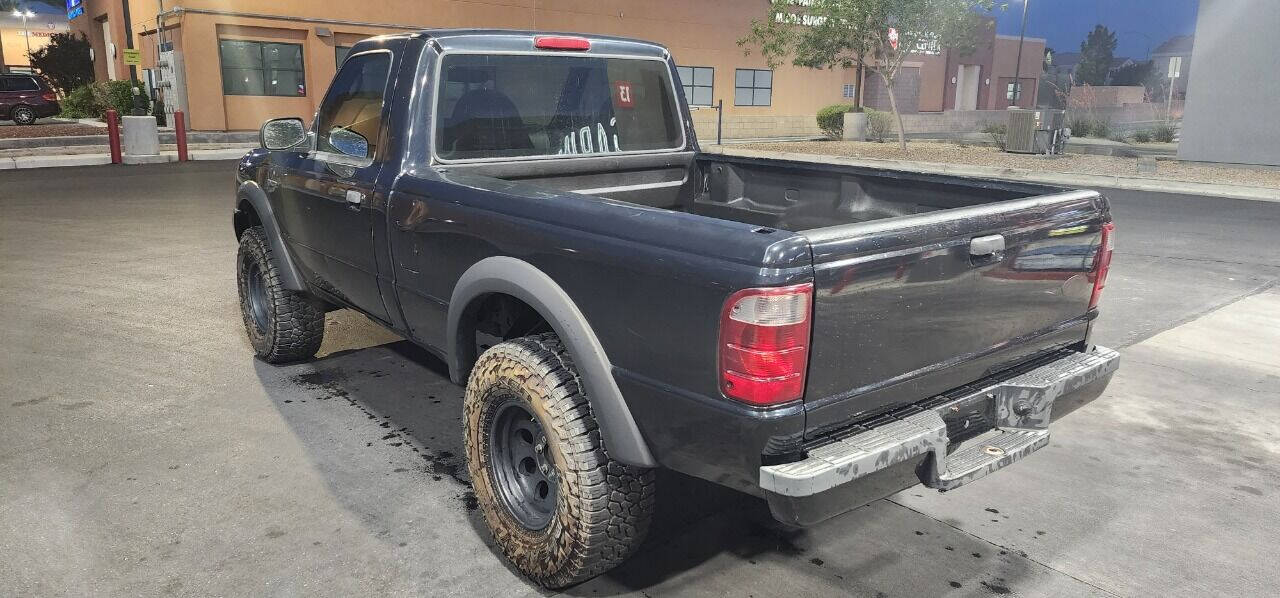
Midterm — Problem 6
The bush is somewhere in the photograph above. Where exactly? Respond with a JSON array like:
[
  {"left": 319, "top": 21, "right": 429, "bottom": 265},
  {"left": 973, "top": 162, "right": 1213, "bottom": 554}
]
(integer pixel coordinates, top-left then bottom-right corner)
[
  {"left": 1108, "top": 132, "right": 1129, "bottom": 143},
  {"left": 58, "top": 85, "right": 101, "bottom": 119},
  {"left": 1132, "top": 129, "right": 1153, "bottom": 143},
  {"left": 1090, "top": 118, "right": 1112, "bottom": 139},
  {"left": 1068, "top": 116, "right": 1092, "bottom": 138},
  {"left": 97, "top": 80, "right": 151, "bottom": 116},
  {"left": 982, "top": 122, "right": 1008, "bottom": 151},
  {"left": 816, "top": 104, "right": 858, "bottom": 139},
  {"left": 865, "top": 109, "right": 893, "bottom": 143},
  {"left": 1152, "top": 123, "right": 1177, "bottom": 143}
]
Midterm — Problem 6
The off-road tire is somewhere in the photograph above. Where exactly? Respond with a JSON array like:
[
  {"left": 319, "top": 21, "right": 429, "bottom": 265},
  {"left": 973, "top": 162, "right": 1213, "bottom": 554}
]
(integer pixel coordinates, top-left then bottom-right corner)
[
  {"left": 11, "top": 106, "right": 36, "bottom": 126},
  {"left": 464, "top": 333, "right": 656, "bottom": 588},
  {"left": 236, "top": 225, "right": 324, "bottom": 363}
]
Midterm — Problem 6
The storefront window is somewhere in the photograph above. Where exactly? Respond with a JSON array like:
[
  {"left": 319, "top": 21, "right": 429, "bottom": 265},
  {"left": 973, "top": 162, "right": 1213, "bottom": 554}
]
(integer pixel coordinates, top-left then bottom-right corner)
[{"left": 219, "top": 40, "right": 306, "bottom": 97}]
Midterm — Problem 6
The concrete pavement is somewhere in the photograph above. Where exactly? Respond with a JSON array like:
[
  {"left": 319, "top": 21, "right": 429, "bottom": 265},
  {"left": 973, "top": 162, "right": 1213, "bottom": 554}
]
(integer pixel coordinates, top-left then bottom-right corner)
[{"left": 2, "top": 162, "right": 1278, "bottom": 596}]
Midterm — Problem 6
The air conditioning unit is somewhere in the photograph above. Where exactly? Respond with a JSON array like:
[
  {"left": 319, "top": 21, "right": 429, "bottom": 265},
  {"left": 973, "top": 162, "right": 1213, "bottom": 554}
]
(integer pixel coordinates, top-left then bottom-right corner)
[{"left": 1005, "top": 109, "right": 1066, "bottom": 154}]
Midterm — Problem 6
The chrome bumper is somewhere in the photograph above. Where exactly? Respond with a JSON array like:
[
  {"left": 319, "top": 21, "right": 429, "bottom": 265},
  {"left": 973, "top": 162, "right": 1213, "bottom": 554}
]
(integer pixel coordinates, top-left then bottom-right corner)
[{"left": 761, "top": 346, "right": 1120, "bottom": 497}]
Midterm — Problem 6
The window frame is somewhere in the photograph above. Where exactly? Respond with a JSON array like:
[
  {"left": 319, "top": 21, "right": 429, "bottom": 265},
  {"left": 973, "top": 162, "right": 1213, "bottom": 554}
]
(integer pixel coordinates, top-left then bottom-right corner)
[
  {"left": 734, "top": 68, "right": 773, "bottom": 107},
  {"left": 217, "top": 39, "right": 307, "bottom": 97},
  {"left": 428, "top": 49, "right": 689, "bottom": 165},
  {"left": 311, "top": 49, "right": 394, "bottom": 166},
  {"left": 842, "top": 84, "right": 856, "bottom": 99},
  {"left": 336, "top": 45, "right": 353, "bottom": 67},
  {"left": 676, "top": 65, "right": 715, "bottom": 107}
]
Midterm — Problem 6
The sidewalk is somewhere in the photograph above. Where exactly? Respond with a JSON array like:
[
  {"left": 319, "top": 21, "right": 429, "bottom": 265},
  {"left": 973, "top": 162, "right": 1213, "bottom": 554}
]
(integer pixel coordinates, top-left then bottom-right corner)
[
  {"left": 709, "top": 144, "right": 1280, "bottom": 202},
  {"left": 0, "top": 147, "right": 252, "bottom": 169}
]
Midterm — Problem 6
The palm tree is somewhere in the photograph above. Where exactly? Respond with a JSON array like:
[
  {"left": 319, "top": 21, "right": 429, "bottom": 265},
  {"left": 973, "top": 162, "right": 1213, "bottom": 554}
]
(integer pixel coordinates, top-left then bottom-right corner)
[{"left": 1, "top": 0, "right": 64, "bottom": 73}]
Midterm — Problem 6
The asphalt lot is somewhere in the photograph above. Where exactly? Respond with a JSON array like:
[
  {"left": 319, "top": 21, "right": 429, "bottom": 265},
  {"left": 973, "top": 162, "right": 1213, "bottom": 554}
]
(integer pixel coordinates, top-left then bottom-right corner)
[{"left": 2, "top": 161, "right": 1278, "bottom": 597}]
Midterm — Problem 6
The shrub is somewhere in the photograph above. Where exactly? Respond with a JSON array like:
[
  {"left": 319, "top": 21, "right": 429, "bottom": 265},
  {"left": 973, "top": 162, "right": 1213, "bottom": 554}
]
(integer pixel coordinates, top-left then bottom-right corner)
[
  {"left": 982, "top": 122, "right": 1008, "bottom": 151},
  {"left": 816, "top": 104, "right": 858, "bottom": 139},
  {"left": 1090, "top": 118, "right": 1112, "bottom": 139},
  {"left": 865, "top": 108, "right": 893, "bottom": 143},
  {"left": 97, "top": 80, "right": 151, "bottom": 116},
  {"left": 1152, "top": 123, "right": 1177, "bottom": 143},
  {"left": 1132, "top": 129, "right": 1153, "bottom": 143},
  {"left": 1108, "top": 132, "right": 1129, "bottom": 143},
  {"left": 58, "top": 85, "right": 101, "bottom": 119},
  {"left": 1068, "top": 116, "right": 1092, "bottom": 138}
]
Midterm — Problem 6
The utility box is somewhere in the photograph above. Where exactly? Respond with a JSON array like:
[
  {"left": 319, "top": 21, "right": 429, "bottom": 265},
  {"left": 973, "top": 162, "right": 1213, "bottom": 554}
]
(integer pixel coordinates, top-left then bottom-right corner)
[{"left": 1006, "top": 109, "right": 1066, "bottom": 154}]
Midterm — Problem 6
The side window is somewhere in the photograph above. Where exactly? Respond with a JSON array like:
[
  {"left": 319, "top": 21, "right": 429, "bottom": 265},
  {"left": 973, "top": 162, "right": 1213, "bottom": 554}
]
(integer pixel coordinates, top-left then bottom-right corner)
[{"left": 315, "top": 52, "right": 392, "bottom": 160}]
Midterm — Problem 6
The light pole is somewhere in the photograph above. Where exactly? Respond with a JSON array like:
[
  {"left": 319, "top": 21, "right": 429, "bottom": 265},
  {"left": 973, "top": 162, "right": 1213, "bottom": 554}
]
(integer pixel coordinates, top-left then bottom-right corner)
[
  {"left": 12, "top": 8, "right": 36, "bottom": 56},
  {"left": 1011, "top": 0, "right": 1030, "bottom": 106}
]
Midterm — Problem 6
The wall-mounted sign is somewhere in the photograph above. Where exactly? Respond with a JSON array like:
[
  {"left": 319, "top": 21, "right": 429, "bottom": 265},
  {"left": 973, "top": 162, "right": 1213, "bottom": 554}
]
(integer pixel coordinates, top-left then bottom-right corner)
[
  {"left": 66, "top": 0, "right": 85, "bottom": 19},
  {"left": 122, "top": 49, "right": 142, "bottom": 65}
]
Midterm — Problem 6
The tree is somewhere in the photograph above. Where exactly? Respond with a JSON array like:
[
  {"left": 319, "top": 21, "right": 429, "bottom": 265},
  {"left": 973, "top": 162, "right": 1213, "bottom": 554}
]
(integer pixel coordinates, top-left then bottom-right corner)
[
  {"left": 740, "top": 0, "right": 997, "bottom": 152},
  {"left": 1075, "top": 24, "right": 1116, "bottom": 86},
  {"left": 1110, "top": 59, "right": 1153, "bottom": 86},
  {"left": 27, "top": 32, "right": 95, "bottom": 94},
  {"left": 0, "top": 1, "right": 75, "bottom": 73}
]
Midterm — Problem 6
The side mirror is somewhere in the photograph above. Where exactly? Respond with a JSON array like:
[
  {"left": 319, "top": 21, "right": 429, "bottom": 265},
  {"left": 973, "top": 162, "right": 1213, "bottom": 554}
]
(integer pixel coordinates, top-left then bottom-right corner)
[
  {"left": 327, "top": 126, "right": 370, "bottom": 158},
  {"left": 260, "top": 117, "right": 307, "bottom": 151}
]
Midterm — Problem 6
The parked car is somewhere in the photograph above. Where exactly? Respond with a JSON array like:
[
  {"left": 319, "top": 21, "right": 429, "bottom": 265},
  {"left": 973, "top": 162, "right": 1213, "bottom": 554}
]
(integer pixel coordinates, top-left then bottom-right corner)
[
  {"left": 232, "top": 29, "right": 1119, "bottom": 588},
  {"left": 0, "top": 74, "right": 60, "bottom": 125}
]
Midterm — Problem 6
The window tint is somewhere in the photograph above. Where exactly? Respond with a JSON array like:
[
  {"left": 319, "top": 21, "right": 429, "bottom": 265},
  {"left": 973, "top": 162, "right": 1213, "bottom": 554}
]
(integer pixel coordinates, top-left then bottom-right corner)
[
  {"left": 435, "top": 54, "right": 684, "bottom": 161},
  {"left": 219, "top": 40, "right": 306, "bottom": 96},
  {"left": 3, "top": 77, "right": 41, "bottom": 92},
  {"left": 315, "top": 52, "right": 391, "bottom": 160}
]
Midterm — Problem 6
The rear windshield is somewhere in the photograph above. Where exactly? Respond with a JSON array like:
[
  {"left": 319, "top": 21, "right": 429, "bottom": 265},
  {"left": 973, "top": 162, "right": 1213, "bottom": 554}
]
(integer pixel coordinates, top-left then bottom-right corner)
[{"left": 434, "top": 53, "right": 684, "bottom": 161}]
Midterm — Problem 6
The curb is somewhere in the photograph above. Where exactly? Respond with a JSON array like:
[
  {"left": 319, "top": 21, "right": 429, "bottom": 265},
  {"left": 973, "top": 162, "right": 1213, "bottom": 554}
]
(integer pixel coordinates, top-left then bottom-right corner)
[
  {"left": 0, "top": 148, "right": 248, "bottom": 170},
  {"left": 707, "top": 147, "right": 1280, "bottom": 203}
]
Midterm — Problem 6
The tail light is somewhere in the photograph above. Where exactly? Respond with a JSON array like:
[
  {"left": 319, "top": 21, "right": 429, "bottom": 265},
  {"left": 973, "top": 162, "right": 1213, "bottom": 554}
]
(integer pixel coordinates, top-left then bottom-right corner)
[
  {"left": 719, "top": 283, "right": 813, "bottom": 406},
  {"left": 1089, "top": 222, "right": 1115, "bottom": 310},
  {"left": 534, "top": 36, "right": 591, "bottom": 51},
  {"left": 42, "top": 92, "right": 57, "bottom": 102}
]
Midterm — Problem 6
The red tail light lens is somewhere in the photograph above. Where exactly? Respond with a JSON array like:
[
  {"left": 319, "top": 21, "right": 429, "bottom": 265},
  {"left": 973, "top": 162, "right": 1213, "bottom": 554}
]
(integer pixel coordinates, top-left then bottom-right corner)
[
  {"left": 534, "top": 36, "right": 591, "bottom": 51},
  {"left": 719, "top": 283, "right": 813, "bottom": 406},
  {"left": 1089, "top": 222, "right": 1115, "bottom": 310},
  {"left": 41, "top": 92, "right": 57, "bottom": 102}
]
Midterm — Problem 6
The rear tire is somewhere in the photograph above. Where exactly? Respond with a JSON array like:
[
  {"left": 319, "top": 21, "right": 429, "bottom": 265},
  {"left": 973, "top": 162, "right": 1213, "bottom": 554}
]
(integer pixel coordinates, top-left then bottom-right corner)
[
  {"left": 11, "top": 106, "right": 36, "bottom": 126},
  {"left": 236, "top": 225, "right": 324, "bottom": 363},
  {"left": 464, "top": 333, "right": 655, "bottom": 588}
]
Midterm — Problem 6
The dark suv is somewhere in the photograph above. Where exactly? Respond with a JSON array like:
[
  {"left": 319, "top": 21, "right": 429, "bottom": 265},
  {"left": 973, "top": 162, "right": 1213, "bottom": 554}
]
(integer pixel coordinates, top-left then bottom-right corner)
[{"left": 1, "top": 74, "right": 60, "bottom": 125}]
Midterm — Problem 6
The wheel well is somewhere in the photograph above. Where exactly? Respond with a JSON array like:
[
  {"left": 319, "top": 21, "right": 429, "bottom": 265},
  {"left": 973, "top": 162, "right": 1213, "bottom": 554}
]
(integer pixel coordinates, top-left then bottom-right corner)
[
  {"left": 234, "top": 198, "right": 262, "bottom": 239},
  {"left": 456, "top": 293, "right": 553, "bottom": 379}
]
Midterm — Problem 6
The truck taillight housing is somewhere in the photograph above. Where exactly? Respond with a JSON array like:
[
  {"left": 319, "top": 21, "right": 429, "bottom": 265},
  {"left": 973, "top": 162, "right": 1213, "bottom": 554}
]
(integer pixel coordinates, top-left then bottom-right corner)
[
  {"left": 534, "top": 36, "right": 591, "bottom": 51},
  {"left": 719, "top": 283, "right": 813, "bottom": 406},
  {"left": 1089, "top": 222, "right": 1115, "bottom": 310}
]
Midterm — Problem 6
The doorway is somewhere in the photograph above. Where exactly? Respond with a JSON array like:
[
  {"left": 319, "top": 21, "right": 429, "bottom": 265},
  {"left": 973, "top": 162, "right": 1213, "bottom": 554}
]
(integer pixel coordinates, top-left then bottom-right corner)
[
  {"left": 954, "top": 64, "right": 979, "bottom": 111},
  {"left": 100, "top": 19, "right": 117, "bottom": 80}
]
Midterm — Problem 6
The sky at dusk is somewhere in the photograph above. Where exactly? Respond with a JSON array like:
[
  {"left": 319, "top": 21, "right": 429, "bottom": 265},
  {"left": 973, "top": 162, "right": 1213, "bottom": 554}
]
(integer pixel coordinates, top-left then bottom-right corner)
[{"left": 987, "top": 0, "right": 1201, "bottom": 60}]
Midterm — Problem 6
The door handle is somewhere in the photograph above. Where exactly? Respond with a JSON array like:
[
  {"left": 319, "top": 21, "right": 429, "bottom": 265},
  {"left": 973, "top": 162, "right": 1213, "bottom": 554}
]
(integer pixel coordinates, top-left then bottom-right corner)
[
  {"left": 970, "top": 234, "right": 1005, "bottom": 256},
  {"left": 345, "top": 189, "right": 365, "bottom": 206}
]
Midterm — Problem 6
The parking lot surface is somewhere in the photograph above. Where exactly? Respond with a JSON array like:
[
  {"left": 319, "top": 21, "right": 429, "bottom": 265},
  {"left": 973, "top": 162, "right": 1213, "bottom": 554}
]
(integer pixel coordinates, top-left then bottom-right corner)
[{"left": 2, "top": 162, "right": 1278, "bottom": 597}]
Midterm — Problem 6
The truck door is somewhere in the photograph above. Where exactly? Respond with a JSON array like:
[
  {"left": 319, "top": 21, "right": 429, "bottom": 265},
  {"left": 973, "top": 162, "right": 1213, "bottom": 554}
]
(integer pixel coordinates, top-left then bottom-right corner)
[{"left": 274, "top": 49, "right": 395, "bottom": 322}]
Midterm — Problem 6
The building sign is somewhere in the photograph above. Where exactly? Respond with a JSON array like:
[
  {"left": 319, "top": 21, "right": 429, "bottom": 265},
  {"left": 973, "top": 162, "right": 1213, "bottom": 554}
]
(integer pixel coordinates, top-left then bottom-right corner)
[
  {"left": 888, "top": 28, "right": 899, "bottom": 51},
  {"left": 66, "top": 0, "right": 85, "bottom": 19},
  {"left": 122, "top": 49, "right": 141, "bottom": 65},
  {"left": 1167, "top": 56, "right": 1182, "bottom": 78}
]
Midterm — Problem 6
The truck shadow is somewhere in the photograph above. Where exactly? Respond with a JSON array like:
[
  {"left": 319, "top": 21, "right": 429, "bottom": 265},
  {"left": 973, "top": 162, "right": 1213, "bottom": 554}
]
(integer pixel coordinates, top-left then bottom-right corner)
[{"left": 255, "top": 324, "right": 1048, "bottom": 596}]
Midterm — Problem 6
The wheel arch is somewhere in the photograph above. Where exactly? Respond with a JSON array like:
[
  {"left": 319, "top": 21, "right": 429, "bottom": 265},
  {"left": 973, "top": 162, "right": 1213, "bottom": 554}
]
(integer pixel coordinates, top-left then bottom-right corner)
[
  {"left": 235, "top": 181, "right": 306, "bottom": 291},
  {"left": 448, "top": 256, "right": 657, "bottom": 467}
]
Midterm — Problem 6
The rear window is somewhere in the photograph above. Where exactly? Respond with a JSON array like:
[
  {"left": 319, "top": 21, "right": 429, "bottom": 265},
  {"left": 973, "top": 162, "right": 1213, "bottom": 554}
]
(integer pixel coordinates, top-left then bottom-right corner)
[
  {"left": 435, "top": 53, "right": 684, "bottom": 161},
  {"left": 2, "top": 77, "right": 42, "bottom": 92}
]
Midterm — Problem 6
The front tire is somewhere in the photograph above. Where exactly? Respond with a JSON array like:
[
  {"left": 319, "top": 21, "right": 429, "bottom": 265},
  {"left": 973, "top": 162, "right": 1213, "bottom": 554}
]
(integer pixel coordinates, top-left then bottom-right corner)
[
  {"left": 464, "top": 333, "right": 655, "bottom": 588},
  {"left": 11, "top": 106, "right": 36, "bottom": 126},
  {"left": 236, "top": 225, "right": 324, "bottom": 363}
]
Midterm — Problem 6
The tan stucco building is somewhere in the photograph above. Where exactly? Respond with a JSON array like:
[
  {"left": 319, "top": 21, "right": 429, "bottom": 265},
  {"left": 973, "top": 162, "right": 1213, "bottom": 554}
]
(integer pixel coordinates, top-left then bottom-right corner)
[
  {"left": 1, "top": 11, "right": 70, "bottom": 72},
  {"left": 69, "top": 1, "right": 1042, "bottom": 136}
]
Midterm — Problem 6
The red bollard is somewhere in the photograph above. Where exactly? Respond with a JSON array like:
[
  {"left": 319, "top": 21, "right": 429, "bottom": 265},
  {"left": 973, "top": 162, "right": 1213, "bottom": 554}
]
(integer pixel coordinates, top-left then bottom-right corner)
[
  {"left": 174, "top": 111, "right": 189, "bottom": 162},
  {"left": 105, "top": 110, "right": 122, "bottom": 164}
]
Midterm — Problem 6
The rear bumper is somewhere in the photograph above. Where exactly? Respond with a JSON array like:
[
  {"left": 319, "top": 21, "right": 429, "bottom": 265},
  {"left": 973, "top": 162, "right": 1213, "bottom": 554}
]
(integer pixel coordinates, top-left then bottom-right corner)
[{"left": 762, "top": 346, "right": 1119, "bottom": 525}]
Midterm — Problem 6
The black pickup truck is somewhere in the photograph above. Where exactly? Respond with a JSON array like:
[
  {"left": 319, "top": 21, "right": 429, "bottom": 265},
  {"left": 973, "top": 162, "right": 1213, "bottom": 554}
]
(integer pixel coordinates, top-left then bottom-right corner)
[{"left": 233, "top": 29, "right": 1119, "bottom": 587}]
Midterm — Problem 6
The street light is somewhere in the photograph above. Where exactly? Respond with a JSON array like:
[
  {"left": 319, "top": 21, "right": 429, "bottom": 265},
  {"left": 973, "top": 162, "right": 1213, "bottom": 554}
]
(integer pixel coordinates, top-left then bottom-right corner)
[
  {"left": 12, "top": 8, "right": 37, "bottom": 55},
  {"left": 1011, "top": 0, "right": 1030, "bottom": 106}
]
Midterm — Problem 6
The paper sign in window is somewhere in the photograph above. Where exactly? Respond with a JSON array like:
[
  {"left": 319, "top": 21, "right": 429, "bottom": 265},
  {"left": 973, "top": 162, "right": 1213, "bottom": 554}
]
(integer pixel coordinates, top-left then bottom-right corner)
[{"left": 614, "top": 81, "right": 634, "bottom": 109}]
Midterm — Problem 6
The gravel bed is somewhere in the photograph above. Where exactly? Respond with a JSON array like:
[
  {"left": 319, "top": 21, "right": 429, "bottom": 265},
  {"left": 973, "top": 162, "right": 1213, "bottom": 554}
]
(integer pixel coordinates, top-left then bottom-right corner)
[
  {"left": 737, "top": 140, "right": 1280, "bottom": 189},
  {"left": 0, "top": 124, "right": 106, "bottom": 140}
]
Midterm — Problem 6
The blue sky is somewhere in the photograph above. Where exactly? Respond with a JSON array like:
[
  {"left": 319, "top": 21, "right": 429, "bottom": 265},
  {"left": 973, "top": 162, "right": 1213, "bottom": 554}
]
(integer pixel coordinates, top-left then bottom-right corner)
[{"left": 989, "top": 0, "right": 1200, "bottom": 59}]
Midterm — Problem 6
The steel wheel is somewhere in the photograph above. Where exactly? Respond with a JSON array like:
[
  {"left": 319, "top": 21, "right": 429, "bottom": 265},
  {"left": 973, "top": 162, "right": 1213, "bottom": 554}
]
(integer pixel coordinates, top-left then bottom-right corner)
[
  {"left": 487, "top": 398, "right": 558, "bottom": 530},
  {"left": 244, "top": 259, "right": 269, "bottom": 335}
]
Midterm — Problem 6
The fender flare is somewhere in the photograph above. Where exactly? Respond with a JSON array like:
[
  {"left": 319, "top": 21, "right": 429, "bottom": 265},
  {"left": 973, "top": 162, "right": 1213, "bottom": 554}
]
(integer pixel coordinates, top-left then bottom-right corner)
[
  {"left": 448, "top": 256, "right": 657, "bottom": 467},
  {"left": 236, "top": 181, "right": 307, "bottom": 291}
]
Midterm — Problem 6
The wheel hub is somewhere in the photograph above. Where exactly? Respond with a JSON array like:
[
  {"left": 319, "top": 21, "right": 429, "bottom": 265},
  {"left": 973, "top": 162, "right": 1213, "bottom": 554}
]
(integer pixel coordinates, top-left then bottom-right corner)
[
  {"left": 488, "top": 400, "right": 558, "bottom": 530},
  {"left": 245, "top": 260, "right": 269, "bottom": 335}
]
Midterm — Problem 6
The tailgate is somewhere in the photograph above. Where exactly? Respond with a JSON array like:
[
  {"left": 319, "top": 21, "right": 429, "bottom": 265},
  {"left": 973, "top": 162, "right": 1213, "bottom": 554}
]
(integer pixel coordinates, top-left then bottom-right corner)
[{"left": 801, "top": 189, "right": 1109, "bottom": 438}]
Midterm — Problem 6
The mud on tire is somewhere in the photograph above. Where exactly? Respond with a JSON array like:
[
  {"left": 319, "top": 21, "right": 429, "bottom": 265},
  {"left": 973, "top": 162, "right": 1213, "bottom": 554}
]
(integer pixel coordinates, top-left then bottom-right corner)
[
  {"left": 236, "top": 225, "right": 325, "bottom": 363},
  {"left": 464, "top": 333, "right": 655, "bottom": 588}
]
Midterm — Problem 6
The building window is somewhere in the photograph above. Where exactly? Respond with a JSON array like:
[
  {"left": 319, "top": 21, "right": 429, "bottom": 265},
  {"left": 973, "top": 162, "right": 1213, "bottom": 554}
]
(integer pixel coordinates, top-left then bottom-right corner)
[
  {"left": 734, "top": 69, "right": 772, "bottom": 106},
  {"left": 219, "top": 40, "right": 306, "bottom": 97},
  {"left": 677, "top": 66, "right": 714, "bottom": 106},
  {"left": 315, "top": 52, "right": 391, "bottom": 160},
  {"left": 842, "top": 84, "right": 856, "bottom": 99},
  {"left": 336, "top": 46, "right": 353, "bottom": 66},
  {"left": 1006, "top": 81, "right": 1022, "bottom": 102}
]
